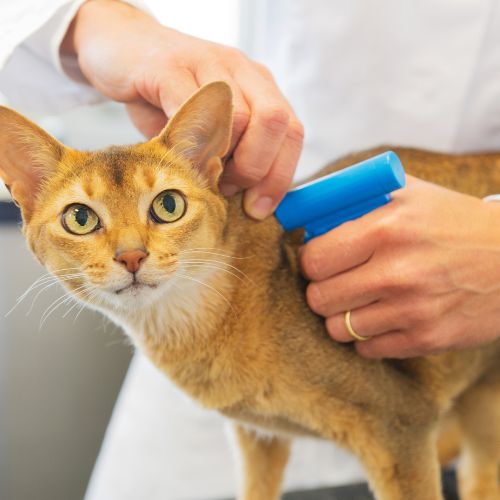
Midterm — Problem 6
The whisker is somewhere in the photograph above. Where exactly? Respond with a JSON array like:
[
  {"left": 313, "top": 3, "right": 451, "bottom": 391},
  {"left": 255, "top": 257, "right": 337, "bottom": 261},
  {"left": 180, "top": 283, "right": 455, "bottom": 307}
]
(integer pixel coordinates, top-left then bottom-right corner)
[
  {"left": 73, "top": 293, "right": 97, "bottom": 323},
  {"left": 179, "top": 258, "right": 255, "bottom": 287},
  {"left": 25, "top": 280, "right": 65, "bottom": 317},
  {"left": 25, "top": 274, "right": 85, "bottom": 317},
  {"left": 180, "top": 262, "right": 248, "bottom": 284},
  {"left": 72, "top": 288, "right": 103, "bottom": 323},
  {"left": 180, "top": 257, "right": 245, "bottom": 274},
  {"left": 10, "top": 269, "right": 80, "bottom": 307},
  {"left": 39, "top": 284, "right": 88, "bottom": 330},
  {"left": 6, "top": 273, "right": 85, "bottom": 318},
  {"left": 39, "top": 286, "right": 85, "bottom": 328},
  {"left": 176, "top": 272, "right": 236, "bottom": 315},
  {"left": 62, "top": 287, "right": 95, "bottom": 319},
  {"left": 180, "top": 248, "right": 254, "bottom": 260}
]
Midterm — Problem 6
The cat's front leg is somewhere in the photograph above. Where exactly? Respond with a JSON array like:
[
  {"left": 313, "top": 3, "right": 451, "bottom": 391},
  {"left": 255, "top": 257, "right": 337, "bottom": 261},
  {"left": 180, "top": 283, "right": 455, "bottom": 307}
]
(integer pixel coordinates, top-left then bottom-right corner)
[{"left": 233, "top": 423, "right": 290, "bottom": 500}]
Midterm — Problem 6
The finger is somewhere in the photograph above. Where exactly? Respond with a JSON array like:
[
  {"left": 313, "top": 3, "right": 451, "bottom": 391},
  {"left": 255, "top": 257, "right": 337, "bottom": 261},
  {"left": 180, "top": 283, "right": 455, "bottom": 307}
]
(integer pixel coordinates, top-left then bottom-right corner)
[
  {"left": 156, "top": 71, "right": 200, "bottom": 118},
  {"left": 221, "top": 66, "right": 302, "bottom": 215},
  {"left": 126, "top": 101, "right": 168, "bottom": 137},
  {"left": 354, "top": 330, "right": 412, "bottom": 359},
  {"left": 237, "top": 68, "right": 303, "bottom": 219},
  {"left": 243, "top": 119, "right": 303, "bottom": 219},
  {"left": 356, "top": 312, "right": 469, "bottom": 359},
  {"left": 325, "top": 300, "right": 406, "bottom": 343},
  {"left": 219, "top": 98, "right": 290, "bottom": 192},
  {"left": 300, "top": 208, "right": 393, "bottom": 281},
  {"left": 305, "top": 264, "right": 382, "bottom": 317},
  {"left": 354, "top": 328, "right": 435, "bottom": 359},
  {"left": 355, "top": 325, "right": 449, "bottom": 359}
]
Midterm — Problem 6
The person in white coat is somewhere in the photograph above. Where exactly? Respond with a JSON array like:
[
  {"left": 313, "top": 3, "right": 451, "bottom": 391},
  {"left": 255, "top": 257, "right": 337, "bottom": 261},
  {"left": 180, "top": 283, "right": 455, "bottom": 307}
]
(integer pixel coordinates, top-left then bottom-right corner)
[{"left": 2, "top": 1, "right": 500, "bottom": 498}]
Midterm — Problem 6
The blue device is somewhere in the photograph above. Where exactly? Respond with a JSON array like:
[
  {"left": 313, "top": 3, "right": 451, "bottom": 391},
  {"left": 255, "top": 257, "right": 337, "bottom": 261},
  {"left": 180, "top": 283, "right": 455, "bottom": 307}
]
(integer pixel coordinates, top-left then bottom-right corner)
[{"left": 275, "top": 151, "right": 406, "bottom": 241}]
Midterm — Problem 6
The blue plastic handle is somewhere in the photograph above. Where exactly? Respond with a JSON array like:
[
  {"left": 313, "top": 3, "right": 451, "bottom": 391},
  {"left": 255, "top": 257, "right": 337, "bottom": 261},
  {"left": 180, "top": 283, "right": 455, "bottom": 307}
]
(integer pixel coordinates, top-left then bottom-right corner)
[{"left": 275, "top": 151, "right": 406, "bottom": 241}]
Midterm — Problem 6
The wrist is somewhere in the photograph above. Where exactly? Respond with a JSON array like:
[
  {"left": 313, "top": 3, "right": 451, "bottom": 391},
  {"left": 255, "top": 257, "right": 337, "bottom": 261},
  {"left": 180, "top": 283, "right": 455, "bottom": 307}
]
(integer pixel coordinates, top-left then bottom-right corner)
[{"left": 61, "top": 0, "right": 156, "bottom": 58}]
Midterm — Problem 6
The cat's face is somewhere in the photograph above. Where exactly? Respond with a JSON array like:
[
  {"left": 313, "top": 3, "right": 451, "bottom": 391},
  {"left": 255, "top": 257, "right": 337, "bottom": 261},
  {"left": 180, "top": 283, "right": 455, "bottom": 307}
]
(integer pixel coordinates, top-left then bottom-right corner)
[
  {"left": 0, "top": 82, "right": 233, "bottom": 312},
  {"left": 27, "top": 145, "right": 228, "bottom": 311}
]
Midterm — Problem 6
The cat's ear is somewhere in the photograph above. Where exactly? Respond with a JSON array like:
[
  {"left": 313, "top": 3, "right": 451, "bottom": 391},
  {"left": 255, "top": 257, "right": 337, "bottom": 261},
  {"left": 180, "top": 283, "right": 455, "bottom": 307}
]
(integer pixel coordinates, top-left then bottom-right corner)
[
  {"left": 0, "top": 106, "right": 64, "bottom": 219},
  {"left": 156, "top": 81, "right": 233, "bottom": 189}
]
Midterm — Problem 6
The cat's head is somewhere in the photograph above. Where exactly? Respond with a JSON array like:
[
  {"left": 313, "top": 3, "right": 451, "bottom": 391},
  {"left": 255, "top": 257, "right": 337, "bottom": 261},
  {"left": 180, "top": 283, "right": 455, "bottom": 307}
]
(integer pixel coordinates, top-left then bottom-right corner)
[{"left": 0, "top": 82, "right": 234, "bottom": 312}]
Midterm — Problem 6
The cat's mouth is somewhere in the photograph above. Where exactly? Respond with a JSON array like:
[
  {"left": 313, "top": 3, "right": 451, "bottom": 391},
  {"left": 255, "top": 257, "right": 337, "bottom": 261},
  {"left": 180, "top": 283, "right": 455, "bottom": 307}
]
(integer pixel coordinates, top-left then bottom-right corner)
[{"left": 115, "top": 281, "right": 158, "bottom": 295}]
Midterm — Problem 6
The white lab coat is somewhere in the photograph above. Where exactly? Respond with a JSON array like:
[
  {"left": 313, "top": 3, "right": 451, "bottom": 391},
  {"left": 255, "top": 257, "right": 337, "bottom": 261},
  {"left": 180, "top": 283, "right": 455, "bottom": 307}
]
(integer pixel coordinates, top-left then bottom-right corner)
[{"left": 2, "top": 1, "right": 500, "bottom": 499}]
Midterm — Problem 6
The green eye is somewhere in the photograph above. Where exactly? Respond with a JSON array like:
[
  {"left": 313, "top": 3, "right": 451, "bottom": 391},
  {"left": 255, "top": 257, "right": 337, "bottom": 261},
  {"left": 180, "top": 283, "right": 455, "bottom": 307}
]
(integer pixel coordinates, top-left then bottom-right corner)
[
  {"left": 150, "top": 190, "right": 186, "bottom": 223},
  {"left": 62, "top": 204, "right": 100, "bottom": 235}
]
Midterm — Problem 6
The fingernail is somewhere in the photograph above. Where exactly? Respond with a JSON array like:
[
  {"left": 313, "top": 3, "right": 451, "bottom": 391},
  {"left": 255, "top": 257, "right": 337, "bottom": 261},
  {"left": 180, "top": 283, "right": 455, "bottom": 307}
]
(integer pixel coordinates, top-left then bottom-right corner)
[
  {"left": 249, "top": 196, "right": 274, "bottom": 220},
  {"left": 219, "top": 183, "right": 240, "bottom": 197}
]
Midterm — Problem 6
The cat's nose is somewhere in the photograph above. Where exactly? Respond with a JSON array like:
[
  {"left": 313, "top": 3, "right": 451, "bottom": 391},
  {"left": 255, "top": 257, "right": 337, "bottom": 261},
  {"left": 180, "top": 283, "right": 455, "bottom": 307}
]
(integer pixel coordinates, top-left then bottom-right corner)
[{"left": 115, "top": 249, "right": 149, "bottom": 273}]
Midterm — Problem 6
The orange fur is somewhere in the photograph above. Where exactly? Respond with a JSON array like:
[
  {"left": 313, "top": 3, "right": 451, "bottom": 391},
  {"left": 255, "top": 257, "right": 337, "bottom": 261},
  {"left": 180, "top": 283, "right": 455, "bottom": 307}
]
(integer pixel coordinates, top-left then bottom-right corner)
[{"left": 1, "top": 82, "right": 499, "bottom": 500}]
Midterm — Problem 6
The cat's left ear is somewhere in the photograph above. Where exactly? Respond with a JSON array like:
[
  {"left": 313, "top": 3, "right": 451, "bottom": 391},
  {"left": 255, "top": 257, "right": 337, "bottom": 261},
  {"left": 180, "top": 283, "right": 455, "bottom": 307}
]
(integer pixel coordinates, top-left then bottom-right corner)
[
  {"left": 155, "top": 81, "right": 233, "bottom": 190},
  {"left": 0, "top": 106, "right": 64, "bottom": 220}
]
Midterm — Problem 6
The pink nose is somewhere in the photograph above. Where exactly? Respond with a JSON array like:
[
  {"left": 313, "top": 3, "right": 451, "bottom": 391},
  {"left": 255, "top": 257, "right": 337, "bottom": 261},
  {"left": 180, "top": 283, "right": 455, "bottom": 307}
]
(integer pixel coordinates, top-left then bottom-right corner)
[{"left": 115, "top": 249, "right": 148, "bottom": 273}]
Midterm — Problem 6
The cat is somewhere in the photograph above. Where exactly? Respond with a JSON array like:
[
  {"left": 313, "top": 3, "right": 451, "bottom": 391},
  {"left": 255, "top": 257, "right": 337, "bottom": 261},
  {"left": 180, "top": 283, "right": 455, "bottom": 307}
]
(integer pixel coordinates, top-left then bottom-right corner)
[{"left": 1, "top": 81, "right": 499, "bottom": 500}]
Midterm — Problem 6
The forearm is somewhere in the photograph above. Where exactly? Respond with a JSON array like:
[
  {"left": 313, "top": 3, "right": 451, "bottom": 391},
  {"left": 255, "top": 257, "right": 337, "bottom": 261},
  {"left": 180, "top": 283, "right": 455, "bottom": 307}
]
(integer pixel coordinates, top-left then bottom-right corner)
[{"left": 61, "top": 0, "right": 157, "bottom": 57}]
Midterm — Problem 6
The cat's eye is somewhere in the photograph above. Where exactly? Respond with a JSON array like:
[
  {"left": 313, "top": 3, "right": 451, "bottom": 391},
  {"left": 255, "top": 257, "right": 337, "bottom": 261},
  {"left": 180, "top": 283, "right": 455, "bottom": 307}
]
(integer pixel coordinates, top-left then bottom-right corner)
[
  {"left": 150, "top": 190, "right": 186, "bottom": 223},
  {"left": 62, "top": 204, "right": 101, "bottom": 235}
]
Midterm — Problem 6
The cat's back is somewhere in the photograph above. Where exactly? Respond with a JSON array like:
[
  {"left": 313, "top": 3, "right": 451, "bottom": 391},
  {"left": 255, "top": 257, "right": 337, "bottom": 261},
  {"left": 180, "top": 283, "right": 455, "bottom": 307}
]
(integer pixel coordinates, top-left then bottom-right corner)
[
  {"left": 222, "top": 146, "right": 500, "bottom": 411},
  {"left": 320, "top": 146, "right": 500, "bottom": 196}
]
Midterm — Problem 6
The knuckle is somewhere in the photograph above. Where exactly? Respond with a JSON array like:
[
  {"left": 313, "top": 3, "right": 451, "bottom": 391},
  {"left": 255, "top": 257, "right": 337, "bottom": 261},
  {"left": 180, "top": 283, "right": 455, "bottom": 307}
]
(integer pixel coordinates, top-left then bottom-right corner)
[
  {"left": 399, "top": 267, "right": 422, "bottom": 291},
  {"left": 306, "top": 283, "right": 326, "bottom": 314},
  {"left": 413, "top": 330, "right": 438, "bottom": 354},
  {"left": 300, "top": 243, "right": 326, "bottom": 280},
  {"left": 325, "top": 316, "right": 335, "bottom": 336},
  {"left": 373, "top": 218, "right": 393, "bottom": 242},
  {"left": 379, "top": 259, "right": 415, "bottom": 294},
  {"left": 376, "top": 271, "right": 397, "bottom": 294},
  {"left": 325, "top": 316, "right": 345, "bottom": 341},
  {"left": 287, "top": 119, "right": 305, "bottom": 145},
  {"left": 229, "top": 158, "right": 263, "bottom": 185},
  {"left": 221, "top": 46, "right": 246, "bottom": 62},
  {"left": 374, "top": 267, "right": 403, "bottom": 295},
  {"left": 406, "top": 299, "right": 439, "bottom": 326},
  {"left": 258, "top": 107, "right": 290, "bottom": 134},
  {"left": 266, "top": 168, "right": 293, "bottom": 192},
  {"left": 232, "top": 110, "right": 250, "bottom": 136},
  {"left": 255, "top": 62, "right": 275, "bottom": 80},
  {"left": 407, "top": 305, "right": 429, "bottom": 325}
]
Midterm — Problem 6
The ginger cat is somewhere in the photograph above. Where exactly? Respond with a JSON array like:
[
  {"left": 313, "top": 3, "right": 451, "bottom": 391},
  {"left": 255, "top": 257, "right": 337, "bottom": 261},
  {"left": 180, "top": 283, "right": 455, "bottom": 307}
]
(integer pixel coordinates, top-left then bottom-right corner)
[{"left": 1, "top": 82, "right": 499, "bottom": 500}]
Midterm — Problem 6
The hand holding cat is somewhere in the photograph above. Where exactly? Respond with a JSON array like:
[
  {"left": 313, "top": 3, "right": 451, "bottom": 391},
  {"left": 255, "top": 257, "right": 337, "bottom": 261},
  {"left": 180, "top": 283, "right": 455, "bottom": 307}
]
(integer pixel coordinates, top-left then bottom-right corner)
[
  {"left": 61, "top": 0, "right": 303, "bottom": 221},
  {"left": 300, "top": 176, "right": 500, "bottom": 358}
]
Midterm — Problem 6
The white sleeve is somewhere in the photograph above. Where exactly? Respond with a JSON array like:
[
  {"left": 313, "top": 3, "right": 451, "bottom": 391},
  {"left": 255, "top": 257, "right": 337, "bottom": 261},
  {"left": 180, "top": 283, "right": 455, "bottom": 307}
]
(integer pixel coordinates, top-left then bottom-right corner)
[
  {"left": 0, "top": 0, "right": 150, "bottom": 115},
  {"left": 484, "top": 194, "right": 500, "bottom": 202}
]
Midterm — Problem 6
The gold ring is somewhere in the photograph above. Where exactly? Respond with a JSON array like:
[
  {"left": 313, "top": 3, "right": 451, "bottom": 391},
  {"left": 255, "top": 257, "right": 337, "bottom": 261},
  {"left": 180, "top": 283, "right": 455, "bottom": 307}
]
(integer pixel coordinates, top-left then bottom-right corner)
[{"left": 344, "top": 310, "right": 369, "bottom": 342}]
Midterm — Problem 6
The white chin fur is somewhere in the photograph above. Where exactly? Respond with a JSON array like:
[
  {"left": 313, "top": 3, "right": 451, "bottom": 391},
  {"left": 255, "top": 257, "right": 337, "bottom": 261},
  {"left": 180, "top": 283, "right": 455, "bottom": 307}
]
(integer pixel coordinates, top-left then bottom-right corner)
[{"left": 113, "top": 281, "right": 174, "bottom": 310}]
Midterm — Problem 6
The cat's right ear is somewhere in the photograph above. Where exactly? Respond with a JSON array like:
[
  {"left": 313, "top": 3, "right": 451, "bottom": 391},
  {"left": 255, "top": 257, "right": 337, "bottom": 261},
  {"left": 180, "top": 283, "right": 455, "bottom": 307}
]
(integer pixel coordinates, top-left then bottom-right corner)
[{"left": 0, "top": 106, "right": 64, "bottom": 220}]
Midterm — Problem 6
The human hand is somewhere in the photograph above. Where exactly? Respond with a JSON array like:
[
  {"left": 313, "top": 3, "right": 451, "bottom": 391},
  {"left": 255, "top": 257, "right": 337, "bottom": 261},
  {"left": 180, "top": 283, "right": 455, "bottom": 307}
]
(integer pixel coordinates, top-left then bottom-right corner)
[
  {"left": 61, "top": 0, "right": 304, "bottom": 220},
  {"left": 300, "top": 176, "right": 500, "bottom": 358}
]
